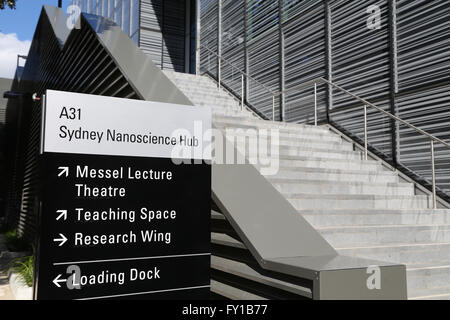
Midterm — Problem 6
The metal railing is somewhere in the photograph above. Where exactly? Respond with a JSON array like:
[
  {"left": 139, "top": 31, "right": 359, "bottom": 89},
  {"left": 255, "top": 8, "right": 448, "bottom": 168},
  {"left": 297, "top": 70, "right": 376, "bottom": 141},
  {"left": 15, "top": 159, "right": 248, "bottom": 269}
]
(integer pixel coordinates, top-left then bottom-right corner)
[
  {"left": 197, "top": 44, "right": 276, "bottom": 112},
  {"left": 274, "top": 76, "right": 450, "bottom": 208},
  {"left": 197, "top": 45, "right": 449, "bottom": 209}
]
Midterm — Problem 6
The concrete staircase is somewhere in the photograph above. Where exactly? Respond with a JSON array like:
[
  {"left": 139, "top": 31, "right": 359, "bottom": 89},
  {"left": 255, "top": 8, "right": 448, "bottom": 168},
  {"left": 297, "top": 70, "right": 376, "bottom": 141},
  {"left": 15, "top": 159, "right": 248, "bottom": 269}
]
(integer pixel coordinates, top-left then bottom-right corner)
[{"left": 164, "top": 70, "right": 450, "bottom": 300}]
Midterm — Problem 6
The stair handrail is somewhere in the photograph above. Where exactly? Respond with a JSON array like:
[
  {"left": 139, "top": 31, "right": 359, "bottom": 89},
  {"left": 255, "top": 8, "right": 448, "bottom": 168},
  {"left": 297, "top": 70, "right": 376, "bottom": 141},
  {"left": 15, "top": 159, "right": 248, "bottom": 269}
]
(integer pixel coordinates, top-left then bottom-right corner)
[
  {"left": 197, "top": 46, "right": 449, "bottom": 208},
  {"left": 197, "top": 44, "right": 277, "bottom": 110},
  {"left": 273, "top": 76, "right": 450, "bottom": 209}
]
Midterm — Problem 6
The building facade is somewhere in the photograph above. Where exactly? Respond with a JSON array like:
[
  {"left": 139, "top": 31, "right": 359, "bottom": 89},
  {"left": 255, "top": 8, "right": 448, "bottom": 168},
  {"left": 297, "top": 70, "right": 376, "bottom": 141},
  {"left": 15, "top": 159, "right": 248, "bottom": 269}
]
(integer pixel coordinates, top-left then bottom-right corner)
[
  {"left": 75, "top": 0, "right": 197, "bottom": 73},
  {"left": 75, "top": 0, "right": 450, "bottom": 205}
]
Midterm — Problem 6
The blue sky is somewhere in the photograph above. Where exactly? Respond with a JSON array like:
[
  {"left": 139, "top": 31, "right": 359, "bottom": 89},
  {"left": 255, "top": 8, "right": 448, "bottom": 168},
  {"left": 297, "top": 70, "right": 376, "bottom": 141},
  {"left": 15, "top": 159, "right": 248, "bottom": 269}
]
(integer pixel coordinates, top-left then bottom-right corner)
[
  {"left": 0, "top": 0, "right": 71, "bottom": 41},
  {"left": 0, "top": 1, "right": 71, "bottom": 78}
]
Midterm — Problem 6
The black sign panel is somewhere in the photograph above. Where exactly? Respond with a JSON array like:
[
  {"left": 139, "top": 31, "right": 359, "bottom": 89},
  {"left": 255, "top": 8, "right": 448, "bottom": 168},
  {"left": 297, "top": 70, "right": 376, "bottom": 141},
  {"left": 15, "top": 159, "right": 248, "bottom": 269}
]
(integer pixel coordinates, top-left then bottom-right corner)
[{"left": 35, "top": 91, "right": 211, "bottom": 299}]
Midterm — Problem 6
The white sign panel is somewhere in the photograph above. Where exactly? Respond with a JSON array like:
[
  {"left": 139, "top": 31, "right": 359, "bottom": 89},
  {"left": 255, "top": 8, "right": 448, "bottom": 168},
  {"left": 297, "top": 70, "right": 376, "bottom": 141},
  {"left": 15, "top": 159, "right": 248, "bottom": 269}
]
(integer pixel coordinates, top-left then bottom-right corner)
[{"left": 42, "top": 90, "right": 211, "bottom": 160}]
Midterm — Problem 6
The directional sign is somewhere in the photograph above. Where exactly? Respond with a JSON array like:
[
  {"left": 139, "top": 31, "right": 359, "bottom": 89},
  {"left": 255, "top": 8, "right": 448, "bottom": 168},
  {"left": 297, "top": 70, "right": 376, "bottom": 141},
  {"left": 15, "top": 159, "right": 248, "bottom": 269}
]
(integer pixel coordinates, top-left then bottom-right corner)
[{"left": 34, "top": 90, "right": 211, "bottom": 300}]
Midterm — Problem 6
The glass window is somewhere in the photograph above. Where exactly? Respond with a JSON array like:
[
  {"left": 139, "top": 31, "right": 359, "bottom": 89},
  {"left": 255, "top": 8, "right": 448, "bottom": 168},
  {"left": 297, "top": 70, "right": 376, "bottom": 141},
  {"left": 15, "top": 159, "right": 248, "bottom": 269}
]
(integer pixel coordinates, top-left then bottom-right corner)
[
  {"left": 123, "top": 0, "right": 130, "bottom": 35},
  {"left": 109, "top": 0, "right": 114, "bottom": 19},
  {"left": 97, "top": 0, "right": 102, "bottom": 15},
  {"left": 89, "top": 0, "right": 95, "bottom": 13},
  {"left": 115, "top": 0, "right": 122, "bottom": 27},
  {"left": 131, "top": 0, "right": 139, "bottom": 38},
  {"left": 103, "top": 0, "right": 108, "bottom": 16}
]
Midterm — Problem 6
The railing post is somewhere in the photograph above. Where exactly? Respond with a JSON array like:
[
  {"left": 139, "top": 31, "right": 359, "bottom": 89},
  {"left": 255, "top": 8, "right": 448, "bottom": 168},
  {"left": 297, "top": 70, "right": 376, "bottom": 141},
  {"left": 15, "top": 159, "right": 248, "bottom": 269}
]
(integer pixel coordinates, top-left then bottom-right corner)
[
  {"left": 272, "top": 96, "right": 275, "bottom": 121},
  {"left": 430, "top": 140, "right": 437, "bottom": 209},
  {"left": 241, "top": 74, "right": 244, "bottom": 111},
  {"left": 314, "top": 82, "right": 317, "bottom": 126},
  {"left": 364, "top": 104, "right": 368, "bottom": 160},
  {"left": 218, "top": 58, "right": 221, "bottom": 91},
  {"left": 196, "top": 47, "right": 200, "bottom": 76}
]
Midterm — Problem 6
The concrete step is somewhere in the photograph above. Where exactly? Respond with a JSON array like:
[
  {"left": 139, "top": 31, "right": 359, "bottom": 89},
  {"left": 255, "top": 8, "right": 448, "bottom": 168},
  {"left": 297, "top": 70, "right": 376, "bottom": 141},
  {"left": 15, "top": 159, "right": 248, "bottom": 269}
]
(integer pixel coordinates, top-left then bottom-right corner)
[
  {"left": 277, "top": 148, "right": 362, "bottom": 161},
  {"left": 220, "top": 130, "right": 351, "bottom": 150},
  {"left": 245, "top": 138, "right": 353, "bottom": 151},
  {"left": 300, "top": 209, "right": 450, "bottom": 227},
  {"left": 191, "top": 99, "right": 241, "bottom": 108},
  {"left": 407, "top": 262, "right": 450, "bottom": 290},
  {"left": 216, "top": 127, "right": 344, "bottom": 144},
  {"left": 265, "top": 168, "right": 398, "bottom": 183},
  {"left": 232, "top": 144, "right": 363, "bottom": 161},
  {"left": 409, "top": 286, "right": 450, "bottom": 300},
  {"left": 180, "top": 92, "right": 238, "bottom": 102},
  {"left": 212, "top": 109, "right": 256, "bottom": 118},
  {"left": 287, "top": 194, "right": 430, "bottom": 210},
  {"left": 318, "top": 224, "right": 450, "bottom": 247},
  {"left": 213, "top": 117, "right": 332, "bottom": 134},
  {"left": 211, "top": 256, "right": 312, "bottom": 299},
  {"left": 409, "top": 288, "right": 450, "bottom": 301},
  {"left": 277, "top": 157, "right": 382, "bottom": 171},
  {"left": 337, "top": 242, "right": 450, "bottom": 265},
  {"left": 210, "top": 279, "right": 267, "bottom": 300},
  {"left": 271, "top": 180, "right": 414, "bottom": 196}
]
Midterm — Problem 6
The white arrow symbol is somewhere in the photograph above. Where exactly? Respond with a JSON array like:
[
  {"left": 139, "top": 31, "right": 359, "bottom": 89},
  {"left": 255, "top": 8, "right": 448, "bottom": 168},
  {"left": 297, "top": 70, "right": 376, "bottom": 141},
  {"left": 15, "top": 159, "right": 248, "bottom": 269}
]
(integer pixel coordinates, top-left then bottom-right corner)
[
  {"left": 56, "top": 210, "right": 68, "bottom": 221},
  {"left": 53, "top": 233, "right": 68, "bottom": 247},
  {"left": 53, "top": 274, "right": 67, "bottom": 288},
  {"left": 57, "top": 167, "right": 69, "bottom": 177}
]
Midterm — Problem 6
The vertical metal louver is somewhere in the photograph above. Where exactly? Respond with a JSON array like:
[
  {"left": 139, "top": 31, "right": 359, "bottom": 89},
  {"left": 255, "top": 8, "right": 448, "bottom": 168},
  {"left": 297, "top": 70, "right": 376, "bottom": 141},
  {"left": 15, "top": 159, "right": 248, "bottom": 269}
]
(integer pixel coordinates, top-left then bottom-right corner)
[
  {"left": 199, "top": 0, "right": 450, "bottom": 201},
  {"left": 247, "top": 34, "right": 280, "bottom": 119},
  {"left": 283, "top": 2, "right": 326, "bottom": 123},
  {"left": 396, "top": 0, "right": 450, "bottom": 196},
  {"left": 220, "top": 0, "right": 245, "bottom": 96},
  {"left": 161, "top": 0, "right": 186, "bottom": 71},
  {"left": 199, "top": 0, "right": 219, "bottom": 77},
  {"left": 139, "top": 0, "right": 189, "bottom": 72},
  {"left": 5, "top": 10, "right": 140, "bottom": 241},
  {"left": 140, "top": 0, "right": 163, "bottom": 68}
]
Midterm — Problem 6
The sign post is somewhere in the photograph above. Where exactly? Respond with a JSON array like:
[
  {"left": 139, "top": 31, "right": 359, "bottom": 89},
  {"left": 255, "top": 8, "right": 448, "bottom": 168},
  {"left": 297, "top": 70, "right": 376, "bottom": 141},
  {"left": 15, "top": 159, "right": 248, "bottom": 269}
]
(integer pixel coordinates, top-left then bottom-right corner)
[{"left": 35, "top": 90, "right": 211, "bottom": 300}]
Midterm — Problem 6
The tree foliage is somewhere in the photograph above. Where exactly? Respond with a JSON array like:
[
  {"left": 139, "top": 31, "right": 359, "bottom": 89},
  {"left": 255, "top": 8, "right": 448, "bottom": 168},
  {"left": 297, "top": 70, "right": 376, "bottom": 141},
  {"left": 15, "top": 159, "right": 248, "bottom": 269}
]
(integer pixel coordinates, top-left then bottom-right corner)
[{"left": 0, "top": 0, "right": 16, "bottom": 10}]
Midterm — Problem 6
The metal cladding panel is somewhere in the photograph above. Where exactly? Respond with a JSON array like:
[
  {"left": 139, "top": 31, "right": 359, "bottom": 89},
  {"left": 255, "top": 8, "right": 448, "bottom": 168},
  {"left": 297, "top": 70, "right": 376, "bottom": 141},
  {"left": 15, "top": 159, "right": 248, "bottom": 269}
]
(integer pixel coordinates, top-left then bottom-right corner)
[
  {"left": 199, "top": 0, "right": 218, "bottom": 77},
  {"left": 246, "top": 0, "right": 278, "bottom": 43},
  {"left": 6, "top": 6, "right": 192, "bottom": 241},
  {"left": 248, "top": 34, "right": 280, "bottom": 119},
  {"left": 162, "top": 0, "right": 186, "bottom": 71},
  {"left": 140, "top": 0, "right": 186, "bottom": 72},
  {"left": 220, "top": 52, "right": 245, "bottom": 99},
  {"left": 328, "top": 0, "right": 393, "bottom": 161},
  {"left": 397, "top": 86, "right": 450, "bottom": 195},
  {"left": 140, "top": 0, "right": 162, "bottom": 68},
  {"left": 397, "top": 0, "right": 450, "bottom": 91},
  {"left": 8, "top": 13, "right": 140, "bottom": 241},
  {"left": 331, "top": 0, "right": 390, "bottom": 102},
  {"left": 281, "top": 0, "right": 319, "bottom": 23},
  {"left": 222, "top": 0, "right": 245, "bottom": 56},
  {"left": 140, "top": 28, "right": 163, "bottom": 68},
  {"left": 395, "top": 0, "right": 450, "bottom": 197},
  {"left": 140, "top": 0, "right": 162, "bottom": 31},
  {"left": 330, "top": 99, "right": 394, "bottom": 160},
  {"left": 198, "top": 0, "right": 450, "bottom": 201},
  {"left": 284, "top": 3, "right": 326, "bottom": 124},
  {"left": 221, "top": 0, "right": 246, "bottom": 97}
]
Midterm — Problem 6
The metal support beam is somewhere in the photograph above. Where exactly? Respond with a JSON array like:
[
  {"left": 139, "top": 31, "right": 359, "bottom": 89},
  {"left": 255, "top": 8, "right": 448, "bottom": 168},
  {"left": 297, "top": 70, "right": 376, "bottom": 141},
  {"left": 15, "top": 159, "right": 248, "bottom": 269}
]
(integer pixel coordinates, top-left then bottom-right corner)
[
  {"left": 185, "top": 0, "right": 191, "bottom": 74},
  {"left": 324, "top": 0, "right": 332, "bottom": 123},
  {"left": 195, "top": 0, "right": 201, "bottom": 75},
  {"left": 278, "top": 0, "right": 285, "bottom": 122},
  {"left": 388, "top": 0, "right": 400, "bottom": 167},
  {"left": 430, "top": 140, "right": 437, "bottom": 209},
  {"left": 243, "top": 0, "right": 249, "bottom": 102},
  {"left": 217, "top": 0, "right": 222, "bottom": 89}
]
